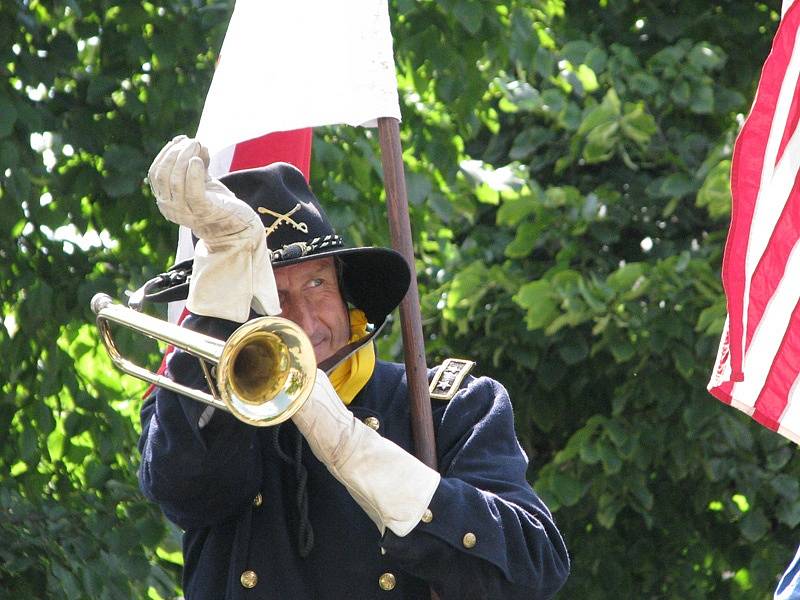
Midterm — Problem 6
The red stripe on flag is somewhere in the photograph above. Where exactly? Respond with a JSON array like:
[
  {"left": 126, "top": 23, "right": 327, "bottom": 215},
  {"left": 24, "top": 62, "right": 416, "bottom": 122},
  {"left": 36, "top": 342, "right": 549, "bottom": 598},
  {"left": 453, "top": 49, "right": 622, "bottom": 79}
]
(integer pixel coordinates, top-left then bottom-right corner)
[
  {"left": 723, "top": 116, "right": 771, "bottom": 381},
  {"left": 719, "top": 4, "right": 800, "bottom": 380},
  {"left": 752, "top": 298, "right": 800, "bottom": 431},
  {"left": 709, "top": 378, "right": 734, "bottom": 406},
  {"left": 230, "top": 128, "right": 313, "bottom": 179}
]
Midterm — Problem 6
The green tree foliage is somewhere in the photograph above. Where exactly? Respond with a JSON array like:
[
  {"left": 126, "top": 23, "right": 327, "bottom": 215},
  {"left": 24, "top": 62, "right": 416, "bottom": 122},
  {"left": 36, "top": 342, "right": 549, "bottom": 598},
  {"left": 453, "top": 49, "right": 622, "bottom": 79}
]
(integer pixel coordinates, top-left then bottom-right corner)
[{"left": 1, "top": 0, "right": 796, "bottom": 597}]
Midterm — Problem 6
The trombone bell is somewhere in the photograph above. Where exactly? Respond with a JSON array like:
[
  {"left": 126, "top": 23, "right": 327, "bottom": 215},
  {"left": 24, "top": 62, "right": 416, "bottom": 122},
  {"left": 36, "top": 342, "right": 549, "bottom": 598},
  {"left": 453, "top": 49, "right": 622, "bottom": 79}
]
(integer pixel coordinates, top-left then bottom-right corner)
[
  {"left": 226, "top": 331, "right": 290, "bottom": 404},
  {"left": 90, "top": 293, "right": 316, "bottom": 427}
]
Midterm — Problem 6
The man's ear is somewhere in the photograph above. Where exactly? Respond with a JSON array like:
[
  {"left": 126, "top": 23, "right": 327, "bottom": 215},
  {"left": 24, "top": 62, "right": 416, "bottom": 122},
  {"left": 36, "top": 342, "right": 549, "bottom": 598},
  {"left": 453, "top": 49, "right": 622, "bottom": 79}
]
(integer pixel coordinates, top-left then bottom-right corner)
[{"left": 334, "top": 256, "right": 354, "bottom": 306}]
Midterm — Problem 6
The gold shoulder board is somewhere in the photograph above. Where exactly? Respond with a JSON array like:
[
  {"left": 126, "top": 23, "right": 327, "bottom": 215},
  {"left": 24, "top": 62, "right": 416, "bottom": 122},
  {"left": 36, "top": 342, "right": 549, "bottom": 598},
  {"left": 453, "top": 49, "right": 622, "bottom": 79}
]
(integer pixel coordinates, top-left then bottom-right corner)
[{"left": 429, "top": 358, "right": 476, "bottom": 401}]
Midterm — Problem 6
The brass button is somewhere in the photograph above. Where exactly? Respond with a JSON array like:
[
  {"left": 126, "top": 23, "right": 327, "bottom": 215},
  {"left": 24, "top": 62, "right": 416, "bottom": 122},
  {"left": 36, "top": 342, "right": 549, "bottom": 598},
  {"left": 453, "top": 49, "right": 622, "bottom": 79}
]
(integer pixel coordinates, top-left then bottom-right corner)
[
  {"left": 462, "top": 532, "right": 477, "bottom": 548},
  {"left": 240, "top": 570, "right": 258, "bottom": 588},
  {"left": 378, "top": 572, "right": 396, "bottom": 591},
  {"left": 364, "top": 416, "right": 380, "bottom": 430},
  {"left": 420, "top": 509, "right": 433, "bottom": 523},
  {"left": 252, "top": 493, "right": 263, "bottom": 507}
]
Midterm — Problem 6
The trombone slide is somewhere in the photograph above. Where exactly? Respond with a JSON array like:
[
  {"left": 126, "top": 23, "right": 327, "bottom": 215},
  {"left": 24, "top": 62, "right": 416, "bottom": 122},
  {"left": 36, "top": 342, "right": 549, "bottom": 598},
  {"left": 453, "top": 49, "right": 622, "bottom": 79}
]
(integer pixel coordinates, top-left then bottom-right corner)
[{"left": 90, "top": 293, "right": 316, "bottom": 426}]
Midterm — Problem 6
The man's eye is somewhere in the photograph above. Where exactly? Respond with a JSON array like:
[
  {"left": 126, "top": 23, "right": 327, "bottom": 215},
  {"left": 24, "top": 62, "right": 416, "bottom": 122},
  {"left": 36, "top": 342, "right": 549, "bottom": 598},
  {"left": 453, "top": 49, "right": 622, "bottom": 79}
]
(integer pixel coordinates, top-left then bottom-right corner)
[{"left": 309, "top": 278, "right": 323, "bottom": 288}]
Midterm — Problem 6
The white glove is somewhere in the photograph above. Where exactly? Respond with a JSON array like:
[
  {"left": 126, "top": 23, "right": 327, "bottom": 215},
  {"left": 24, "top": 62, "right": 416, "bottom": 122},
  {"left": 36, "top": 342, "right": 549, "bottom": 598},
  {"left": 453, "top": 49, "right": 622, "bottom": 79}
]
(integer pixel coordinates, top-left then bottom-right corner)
[
  {"left": 148, "top": 135, "right": 280, "bottom": 322},
  {"left": 292, "top": 370, "right": 441, "bottom": 537}
]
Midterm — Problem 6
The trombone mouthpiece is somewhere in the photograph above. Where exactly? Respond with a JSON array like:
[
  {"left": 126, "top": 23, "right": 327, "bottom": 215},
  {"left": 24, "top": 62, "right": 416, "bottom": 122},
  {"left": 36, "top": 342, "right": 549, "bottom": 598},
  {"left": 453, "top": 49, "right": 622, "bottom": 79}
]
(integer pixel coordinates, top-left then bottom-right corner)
[{"left": 91, "top": 293, "right": 113, "bottom": 315}]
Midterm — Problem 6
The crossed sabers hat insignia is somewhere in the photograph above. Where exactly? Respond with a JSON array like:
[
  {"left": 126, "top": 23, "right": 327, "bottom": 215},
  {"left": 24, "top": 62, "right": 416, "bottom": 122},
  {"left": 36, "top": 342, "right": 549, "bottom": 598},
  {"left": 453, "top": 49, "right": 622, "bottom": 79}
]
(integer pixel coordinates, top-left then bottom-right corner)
[{"left": 258, "top": 204, "right": 309, "bottom": 237}]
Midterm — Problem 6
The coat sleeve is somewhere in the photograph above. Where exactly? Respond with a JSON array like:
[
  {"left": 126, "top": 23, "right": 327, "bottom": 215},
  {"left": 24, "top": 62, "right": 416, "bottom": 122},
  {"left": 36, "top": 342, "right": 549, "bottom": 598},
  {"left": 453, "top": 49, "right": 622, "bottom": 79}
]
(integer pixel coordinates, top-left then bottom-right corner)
[
  {"left": 775, "top": 543, "right": 800, "bottom": 599},
  {"left": 137, "top": 313, "right": 263, "bottom": 530},
  {"left": 380, "top": 376, "right": 569, "bottom": 599}
]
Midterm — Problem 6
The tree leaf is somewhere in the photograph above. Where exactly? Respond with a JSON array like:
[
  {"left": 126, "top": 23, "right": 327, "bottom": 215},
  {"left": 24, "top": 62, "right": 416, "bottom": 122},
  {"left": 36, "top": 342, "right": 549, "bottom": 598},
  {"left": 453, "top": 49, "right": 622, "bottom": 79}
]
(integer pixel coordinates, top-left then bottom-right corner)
[
  {"left": 739, "top": 509, "right": 769, "bottom": 542},
  {"left": 0, "top": 92, "right": 18, "bottom": 138},
  {"left": 550, "top": 473, "right": 586, "bottom": 507},
  {"left": 513, "top": 280, "right": 559, "bottom": 330}
]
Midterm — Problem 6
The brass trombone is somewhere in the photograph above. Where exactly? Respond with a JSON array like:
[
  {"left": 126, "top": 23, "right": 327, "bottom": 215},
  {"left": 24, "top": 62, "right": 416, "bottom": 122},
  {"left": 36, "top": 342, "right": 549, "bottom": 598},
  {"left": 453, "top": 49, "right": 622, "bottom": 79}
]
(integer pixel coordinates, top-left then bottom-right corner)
[{"left": 90, "top": 293, "right": 316, "bottom": 426}]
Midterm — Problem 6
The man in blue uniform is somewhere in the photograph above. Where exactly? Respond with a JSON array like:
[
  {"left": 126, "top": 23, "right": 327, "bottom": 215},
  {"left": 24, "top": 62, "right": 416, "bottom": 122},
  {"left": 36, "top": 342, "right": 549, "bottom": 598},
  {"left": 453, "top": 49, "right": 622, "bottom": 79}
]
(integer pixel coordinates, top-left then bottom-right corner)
[{"left": 138, "top": 136, "right": 569, "bottom": 598}]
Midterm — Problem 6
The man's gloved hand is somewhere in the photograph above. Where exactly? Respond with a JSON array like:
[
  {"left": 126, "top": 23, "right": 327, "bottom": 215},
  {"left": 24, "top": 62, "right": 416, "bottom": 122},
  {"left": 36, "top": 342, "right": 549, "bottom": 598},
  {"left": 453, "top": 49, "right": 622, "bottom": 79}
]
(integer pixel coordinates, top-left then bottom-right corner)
[
  {"left": 148, "top": 135, "right": 280, "bottom": 322},
  {"left": 292, "top": 370, "right": 441, "bottom": 537}
]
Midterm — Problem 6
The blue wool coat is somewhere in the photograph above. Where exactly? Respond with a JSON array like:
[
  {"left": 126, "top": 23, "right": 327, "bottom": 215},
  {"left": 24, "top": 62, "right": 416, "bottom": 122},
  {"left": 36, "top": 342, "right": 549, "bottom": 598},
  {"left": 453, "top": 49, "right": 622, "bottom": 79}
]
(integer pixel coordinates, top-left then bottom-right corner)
[{"left": 138, "top": 315, "right": 569, "bottom": 599}]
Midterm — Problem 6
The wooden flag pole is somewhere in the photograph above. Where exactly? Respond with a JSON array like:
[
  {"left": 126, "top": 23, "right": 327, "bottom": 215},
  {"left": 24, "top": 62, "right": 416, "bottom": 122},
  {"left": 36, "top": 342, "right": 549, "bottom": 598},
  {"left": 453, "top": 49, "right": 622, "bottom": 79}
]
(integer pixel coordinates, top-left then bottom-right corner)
[
  {"left": 379, "top": 117, "right": 442, "bottom": 600},
  {"left": 377, "top": 116, "right": 437, "bottom": 470}
]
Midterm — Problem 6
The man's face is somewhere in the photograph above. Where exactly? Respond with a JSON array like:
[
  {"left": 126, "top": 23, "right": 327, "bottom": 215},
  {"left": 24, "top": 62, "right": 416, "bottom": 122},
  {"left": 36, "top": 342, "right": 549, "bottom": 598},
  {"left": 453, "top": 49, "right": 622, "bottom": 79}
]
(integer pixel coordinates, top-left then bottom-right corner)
[{"left": 274, "top": 257, "right": 350, "bottom": 364}]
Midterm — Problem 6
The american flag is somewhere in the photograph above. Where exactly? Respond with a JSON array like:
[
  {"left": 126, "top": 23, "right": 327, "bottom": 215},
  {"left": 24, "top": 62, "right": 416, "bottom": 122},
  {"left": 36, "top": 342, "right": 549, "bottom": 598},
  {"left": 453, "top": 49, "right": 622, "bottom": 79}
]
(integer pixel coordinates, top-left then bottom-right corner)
[{"left": 708, "top": 0, "right": 800, "bottom": 443}]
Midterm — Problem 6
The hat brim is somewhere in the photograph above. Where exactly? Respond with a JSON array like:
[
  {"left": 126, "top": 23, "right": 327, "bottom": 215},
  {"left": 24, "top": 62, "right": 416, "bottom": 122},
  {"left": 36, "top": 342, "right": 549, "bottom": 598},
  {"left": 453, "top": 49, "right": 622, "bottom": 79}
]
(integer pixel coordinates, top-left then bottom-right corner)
[
  {"left": 272, "top": 246, "right": 411, "bottom": 326},
  {"left": 151, "top": 247, "right": 410, "bottom": 327}
]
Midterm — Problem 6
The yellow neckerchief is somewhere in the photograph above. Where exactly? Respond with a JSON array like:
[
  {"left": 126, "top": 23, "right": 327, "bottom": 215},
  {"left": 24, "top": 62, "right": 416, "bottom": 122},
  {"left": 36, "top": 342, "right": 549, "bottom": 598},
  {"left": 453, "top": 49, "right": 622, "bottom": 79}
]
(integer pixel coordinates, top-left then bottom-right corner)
[{"left": 328, "top": 309, "right": 375, "bottom": 405}]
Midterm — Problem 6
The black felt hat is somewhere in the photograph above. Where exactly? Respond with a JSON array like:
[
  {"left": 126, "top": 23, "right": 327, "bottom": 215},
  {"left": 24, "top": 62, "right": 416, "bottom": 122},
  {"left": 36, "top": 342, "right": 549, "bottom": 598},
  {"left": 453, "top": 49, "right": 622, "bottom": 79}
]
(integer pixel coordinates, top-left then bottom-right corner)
[{"left": 144, "top": 163, "right": 410, "bottom": 327}]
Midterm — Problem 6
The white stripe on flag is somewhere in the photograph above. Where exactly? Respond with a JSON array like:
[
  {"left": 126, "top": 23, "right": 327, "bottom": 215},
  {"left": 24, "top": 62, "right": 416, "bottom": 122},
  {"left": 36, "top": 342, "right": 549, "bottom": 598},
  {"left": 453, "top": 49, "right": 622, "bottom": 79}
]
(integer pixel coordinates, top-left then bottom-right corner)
[
  {"left": 207, "top": 145, "right": 236, "bottom": 179},
  {"left": 709, "top": 317, "right": 731, "bottom": 391}
]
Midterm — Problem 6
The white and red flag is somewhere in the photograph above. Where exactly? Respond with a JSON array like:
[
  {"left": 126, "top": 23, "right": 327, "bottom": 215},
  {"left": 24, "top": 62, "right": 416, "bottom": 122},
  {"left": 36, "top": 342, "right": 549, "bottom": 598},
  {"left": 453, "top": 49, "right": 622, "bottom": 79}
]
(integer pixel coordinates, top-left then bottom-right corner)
[
  {"left": 168, "top": 0, "right": 401, "bottom": 321},
  {"left": 194, "top": 0, "right": 400, "bottom": 177},
  {"left": 708, "top": 0, "right": 800, "bottom": 443}
]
